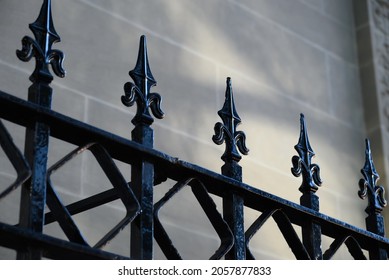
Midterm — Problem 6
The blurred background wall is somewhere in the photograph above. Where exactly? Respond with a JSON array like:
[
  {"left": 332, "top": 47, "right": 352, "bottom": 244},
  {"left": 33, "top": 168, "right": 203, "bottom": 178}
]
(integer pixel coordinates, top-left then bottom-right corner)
[{"left": 0, "top": 0, "right": 388, "bottom": 259}]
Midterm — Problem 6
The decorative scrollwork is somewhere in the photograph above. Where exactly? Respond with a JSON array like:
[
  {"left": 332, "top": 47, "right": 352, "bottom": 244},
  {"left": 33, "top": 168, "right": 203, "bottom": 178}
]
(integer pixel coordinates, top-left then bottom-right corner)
[
  {"left": 358, "top": 139, "right": 387, "bottom": 214},
  {"left": 122, "top": 35, "right": 164, "bottom": 126},
  {"left": 291, "top": 114, "right": 322, "bottom": 193},
  {"left": 16, "top": 0, "right": 65, "bottom": 83},
  {"left": 212, "top": 77, "right": 249, "bottom": 162}
]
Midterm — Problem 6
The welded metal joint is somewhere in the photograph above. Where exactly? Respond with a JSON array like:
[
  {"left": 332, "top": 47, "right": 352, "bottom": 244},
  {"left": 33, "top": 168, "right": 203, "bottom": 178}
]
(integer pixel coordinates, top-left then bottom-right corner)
[
  {"left": 213, "top": 77, "right": 249, "bottom": 163},
  {"left": 16, "top": 0, "right": 65, "bottom": 83},
  {"left": 291, "top": 113, "right": 322, "bottom": 194},
  {"left": 122, "top": 35, "right": 164, "bottom": 126},
  {"left": 358, "top": 139, "right": 387, "bottom": 215}
]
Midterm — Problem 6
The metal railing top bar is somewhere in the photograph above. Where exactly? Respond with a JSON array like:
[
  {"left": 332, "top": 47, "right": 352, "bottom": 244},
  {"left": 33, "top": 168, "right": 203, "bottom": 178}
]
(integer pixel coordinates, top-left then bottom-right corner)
[{"left": 1, "top": 89, "right": 389, "bottom": 255}]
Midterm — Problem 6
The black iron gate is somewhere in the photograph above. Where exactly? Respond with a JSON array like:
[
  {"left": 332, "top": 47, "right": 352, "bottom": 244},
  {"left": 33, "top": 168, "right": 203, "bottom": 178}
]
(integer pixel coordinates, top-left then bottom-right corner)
[{"left": 1, "top": 0, "right": 389, "bottom": 260}]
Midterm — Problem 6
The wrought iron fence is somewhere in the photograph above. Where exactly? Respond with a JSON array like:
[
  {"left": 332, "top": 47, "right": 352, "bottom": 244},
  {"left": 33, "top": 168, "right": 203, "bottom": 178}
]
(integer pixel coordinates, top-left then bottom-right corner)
[{"left": 0, "top": 0, "right": 388, "bottom": 260}]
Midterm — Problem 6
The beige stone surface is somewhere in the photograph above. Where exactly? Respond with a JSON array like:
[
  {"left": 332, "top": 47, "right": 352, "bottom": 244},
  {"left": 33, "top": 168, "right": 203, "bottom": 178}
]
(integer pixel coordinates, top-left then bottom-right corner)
[{"left": 0, "top": 0, "right": 385, "bottom": 259}]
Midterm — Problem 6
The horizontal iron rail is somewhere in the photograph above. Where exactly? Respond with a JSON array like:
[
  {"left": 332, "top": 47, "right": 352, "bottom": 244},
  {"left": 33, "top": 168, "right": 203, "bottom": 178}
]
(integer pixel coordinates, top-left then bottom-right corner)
[
  {"left": 0, "top": 222, "right": 129, "bottom": 259},
  {"left": 1, "top": 90, "right": 389, "bottom": 254},
  {"left": 44, "top": 188, "right": 118, "bottom": 225}
]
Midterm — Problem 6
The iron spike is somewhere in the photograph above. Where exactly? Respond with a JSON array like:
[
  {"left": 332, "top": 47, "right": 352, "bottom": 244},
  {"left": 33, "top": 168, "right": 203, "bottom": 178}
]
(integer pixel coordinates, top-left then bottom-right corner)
[
  {"left": 129, "top": 35, "right": 156, "bottom": 99},
  {"left": 16, "top": 0, "right": 65, "bottom": 83},
  {"left": 358, "top": 139, "right": 387, "bottom": 214},
  {"left": 29, "top": 0, "right": 61, "bottom": 58},
  {"left": 213, "top": 77, "right": 248, "bottom": 163},
  {"left": 122, "top": 35, "right": 164, "bottom": 126},
  {"left": 291, "top": 114, "right": 322, "bottom": 193}
]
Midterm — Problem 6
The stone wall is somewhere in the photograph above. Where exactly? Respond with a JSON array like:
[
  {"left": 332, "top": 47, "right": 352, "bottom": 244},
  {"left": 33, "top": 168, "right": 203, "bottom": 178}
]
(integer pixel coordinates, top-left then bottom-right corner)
[{"left": 0, "top": 0, "right": 382, "bottom": 259}]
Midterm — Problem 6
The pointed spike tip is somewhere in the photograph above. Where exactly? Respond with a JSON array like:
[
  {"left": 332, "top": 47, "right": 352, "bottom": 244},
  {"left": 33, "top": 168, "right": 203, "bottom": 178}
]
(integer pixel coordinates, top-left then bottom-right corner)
[
  {"left": 364, "top": 138, "right": 377, "bottom": 176},
  {"left": 364, "top": 139, "right": 374, "bottom": 166},
  {"left": 365, "top": 138, "right": 371, "bottom": 151},
  {"left": 225, "top": 77, "right": 232, "bottom": 98},
  {"left": 294, "top": 113, "right": 315, "bottom": 158},
  {"left": 139, "top": 35, "right": 147, "bottom": 49},
  {"left": 30, "top": 0, "right": 60, "bottom": 41},
  {"left": 300, "top": 113, "right": 306, "bottom": 126},
  {"left": 295, "top": 113, "right": 315, "bottom": 158},
  {"left": 129, "top": 34, "right": 156, "bottom": 86}
]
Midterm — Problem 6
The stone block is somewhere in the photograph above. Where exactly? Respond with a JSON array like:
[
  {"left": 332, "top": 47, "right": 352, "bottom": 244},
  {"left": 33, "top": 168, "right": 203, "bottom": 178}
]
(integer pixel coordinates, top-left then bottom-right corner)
[
  {"left": 356, "top": 24, "right": 374, "bottom": 67},
  {"left": 328, "top": 56, "right": 364, "bottom": 128},
  {"left": 360, "top": 62, "right": 380, "bottom": 130},
  {"left": 237, "top": 0, "right": 357, "bottom": 63},
  {"left": 323, "top": 0, "right": 355, "bottom": 28},
  {"left": 300, "top": 0, "right": 324, "bottom": 12}
]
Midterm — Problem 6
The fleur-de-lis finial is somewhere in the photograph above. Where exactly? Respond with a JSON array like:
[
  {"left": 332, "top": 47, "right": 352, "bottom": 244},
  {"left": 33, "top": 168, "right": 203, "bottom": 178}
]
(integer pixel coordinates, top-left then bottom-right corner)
[
  {"left": 16, "top": 0, "right": 65, "bottom": 83},
  {"left": 291, "top": 114, "right": 322, "bottom": 193},
  {"left": 358, "top": 139, "right": 387, "bottom": 215},
  {"left": 122, "top": 35, "right": 164, "bottom": 126},
  {"left": 213, "top": 77, "right": 249, "bottom": 162}
]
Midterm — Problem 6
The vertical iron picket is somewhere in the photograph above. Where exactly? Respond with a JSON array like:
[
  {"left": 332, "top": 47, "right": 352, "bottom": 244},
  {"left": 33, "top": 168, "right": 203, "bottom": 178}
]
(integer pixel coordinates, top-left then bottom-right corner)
[
  {"left": 358, "top": 139, "right": 387, "bottom": 259},
  {"left": 15, "top": 0, "right": 65, "bottom": 259},
  {"left": 213, "top": 77, "right": 249, "bottom": 260},
  {"left": 121, "top": 35, "right": 164, "bottom": 259},
  {"left": 291, "top": 114, "right": 323, "bottom": 260}
]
